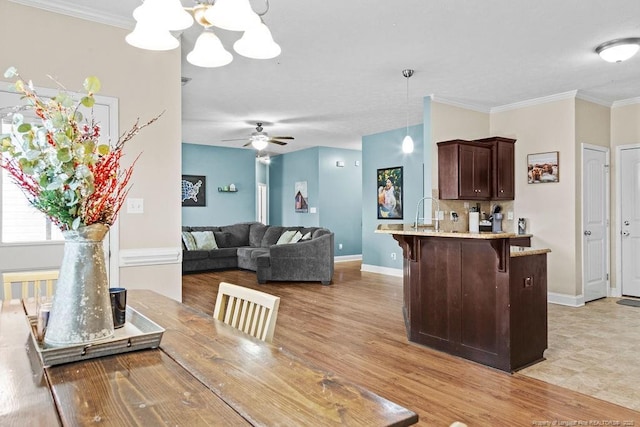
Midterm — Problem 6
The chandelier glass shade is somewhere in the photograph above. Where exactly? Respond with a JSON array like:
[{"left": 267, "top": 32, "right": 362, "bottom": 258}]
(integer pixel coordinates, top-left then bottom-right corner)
[
  {"left": 401, "top": 69, "right": 415, "bottom": 154},
  {"left": 251, "top": 135, "right": 269, "bottom": 151},
  {"left": 126, "top": 0, "right": 281, "bottom": 68}
]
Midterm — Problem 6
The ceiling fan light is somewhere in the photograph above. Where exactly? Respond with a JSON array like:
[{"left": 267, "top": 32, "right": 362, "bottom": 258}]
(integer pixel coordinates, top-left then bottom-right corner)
[
  {"left": 596, "top": 38, "right": 640, "bottom": 63},
  {"left": 234, "top": 22, "right": 281, "bottom": 59},
  {"left": 402, "top": 135, "right": 414, "bottom": 153},
  {"left": 251, "top": 137, "right": 269, "bottom": 151},
  {"left": 126, "top": 21, "right": 180, "bottom": 51},
  {"left": 133, "top": 0, "right": 193, "bottom": 31},
  {"left": 204, "top": 0, "right": 260, "bottom": 31},
  {"left": 186, "top": 30, "right": 233, "bottom": 68}
]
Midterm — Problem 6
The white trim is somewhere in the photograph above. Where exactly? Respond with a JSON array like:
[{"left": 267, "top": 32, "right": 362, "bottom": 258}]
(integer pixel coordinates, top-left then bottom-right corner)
[
  {"left": 615, "top": 143, "right": 640, "bottom": 297},
  {"left": 119, "top": 247, "right": 182, "bottom": 267},
  {"left": 612, "top": 97, "right": 640, "bottom": 108},
  {"left": 491, "top": 90, "right": 578, "bottom": 113},
  {"left": 430, "top": 95, "right": 490, "bottom": 114},
  {"left": 548, "top": 292, "right": 585, "bottom": 307},
  {"left": 9, "top": 0, "right": 134, "bottom": 30},
  {"left": 360, "top": 264, "right": 403, "bottom": 277},
  {"left": 335, "top": 254, "right": 362, "bottom": 263},
  {"left": 575, "top": 92, "right": 612, "bottom": 107},
  {"left": 580, "top": 143, "right": 610, "bottom": 303}
]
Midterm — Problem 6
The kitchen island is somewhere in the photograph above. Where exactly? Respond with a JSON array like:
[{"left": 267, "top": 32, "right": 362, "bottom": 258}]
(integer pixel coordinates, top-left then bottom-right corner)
[{"left": 376, "top": 224, "right": 550, "bottom": 372}]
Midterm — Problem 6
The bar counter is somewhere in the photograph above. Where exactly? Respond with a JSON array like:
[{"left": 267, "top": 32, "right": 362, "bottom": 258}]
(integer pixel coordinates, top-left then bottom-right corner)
[{"left": 376, "top": 223, "right": 550, "bottom": 372}]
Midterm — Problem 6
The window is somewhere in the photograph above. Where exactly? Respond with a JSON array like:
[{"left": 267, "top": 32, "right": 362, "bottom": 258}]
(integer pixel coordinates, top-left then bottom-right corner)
[{"left": 1, "top": 120, "right": 63, "bottom": 243}]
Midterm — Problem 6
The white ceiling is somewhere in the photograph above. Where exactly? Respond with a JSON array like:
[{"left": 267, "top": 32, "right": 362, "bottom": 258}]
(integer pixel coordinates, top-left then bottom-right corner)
[{"left": 13, "top": 0, "right": 640, "bottom": 154}]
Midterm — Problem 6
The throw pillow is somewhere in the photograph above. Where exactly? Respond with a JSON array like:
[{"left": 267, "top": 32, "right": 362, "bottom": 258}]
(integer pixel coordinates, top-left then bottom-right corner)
[
  {"left": 191, "top": 231, "right": 218, "bottom": 250},
  {"left": 276, "top": 230, "right": 298, "bottom": 245},
  {"left": 289, "top": 231, "right": 303, "bottom": 243},
  {"left": 181, "top": 231, "right": 198, "bottom": 251},
  {"left": 300, "top": 231, "right": 312, "bottom": 241}
]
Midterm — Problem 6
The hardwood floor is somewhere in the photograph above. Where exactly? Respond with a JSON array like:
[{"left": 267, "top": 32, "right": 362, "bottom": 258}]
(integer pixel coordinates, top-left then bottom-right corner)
[{"left": 182, "top": 262, "right": 640, "bottom": 426}]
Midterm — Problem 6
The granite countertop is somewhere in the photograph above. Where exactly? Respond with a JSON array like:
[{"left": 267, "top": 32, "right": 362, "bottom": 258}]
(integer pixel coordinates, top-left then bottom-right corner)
[
  {"left": 375, "top": 223, "right": 521, "bottom": 239},
  {"left": 510, "top": 246, "right": 551, "bottom": 257}
]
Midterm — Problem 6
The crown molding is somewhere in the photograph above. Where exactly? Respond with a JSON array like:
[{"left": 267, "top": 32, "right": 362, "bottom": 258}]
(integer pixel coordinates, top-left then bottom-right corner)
[
  {"left": 429, "top": 95, "right": 491, "bottom": 114},
  {"left": 9, "top": 0, "right": 134, "bottom": 30},
  {"left": 575, "top": 91, "right": 612, "bottom": 107},
  {"left": 612, "top": 96, "right": 640, "bottom": 108},
  {"left": 490, "top": 90, "right": 579, "bottom": 113}
]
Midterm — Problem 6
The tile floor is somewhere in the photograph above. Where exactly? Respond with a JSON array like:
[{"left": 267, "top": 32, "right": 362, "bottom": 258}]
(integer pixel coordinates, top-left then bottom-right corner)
[{"left": 518, "top": 297, "right": 640, "bottom": 411}]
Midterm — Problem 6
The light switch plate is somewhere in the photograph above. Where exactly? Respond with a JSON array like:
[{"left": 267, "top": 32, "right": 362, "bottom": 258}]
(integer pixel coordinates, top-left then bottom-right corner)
[
  {"left": 310, "top": 207, "right": 317, "bottom": 213},
  {"left": 127, "top": 198, "right": 144, "bottom": 214},
  {"left": 507, "top": 211, "right": 514, "bottom": 220}
]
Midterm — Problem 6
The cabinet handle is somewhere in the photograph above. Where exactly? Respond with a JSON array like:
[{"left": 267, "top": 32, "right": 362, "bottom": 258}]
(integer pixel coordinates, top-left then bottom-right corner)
[
  {"left": 524, "top": 277, "right": 533, "bottom": 288},
  {"left": 500, "top": 189, "right": 504, "bottom": 193}
]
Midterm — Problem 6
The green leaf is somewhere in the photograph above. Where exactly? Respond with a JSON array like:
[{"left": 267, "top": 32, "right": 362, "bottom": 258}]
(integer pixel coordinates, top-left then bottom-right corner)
[
  {"left": 81, "top": 96, "right": 95, "bottom": 108},
  {"left": 57, "top": 147, "right": 72, "bottom": 163},
  {"left": 83, "top": 76, "right": 101, "bottom": 94},
  {"left": 97, "top": 144, "right": 110, "bottom": 156},
  {"left": 17, "top": 123, "right": 31, "bottom": 133},
  {"left": 4, "top": 66, "right": 17, "bottom": 79}
]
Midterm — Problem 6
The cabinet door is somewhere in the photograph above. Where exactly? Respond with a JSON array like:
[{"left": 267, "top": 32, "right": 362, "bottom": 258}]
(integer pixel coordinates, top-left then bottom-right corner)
[
  {"left": 494, "top": 141, "right": 514, "bottom": 199},
  {"left": 458, "top": 145, "right": 477, "bottom": 199},
  {"left": 473, "top": 146, "right": 491, "bottom": 198}
]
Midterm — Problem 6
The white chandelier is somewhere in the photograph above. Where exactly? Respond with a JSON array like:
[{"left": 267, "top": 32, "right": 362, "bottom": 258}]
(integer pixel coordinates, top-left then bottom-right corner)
[{"left": 126, "top": 0, "right": 281, "bottom": 68}]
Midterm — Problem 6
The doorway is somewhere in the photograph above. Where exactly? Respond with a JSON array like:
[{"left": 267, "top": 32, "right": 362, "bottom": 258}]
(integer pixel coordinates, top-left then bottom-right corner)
[
  {"left": 582, "top": 144, "right": 609, "bottom": 302},
  {"left": 618, "top": 144, "right": 640, "bottom": 297}
]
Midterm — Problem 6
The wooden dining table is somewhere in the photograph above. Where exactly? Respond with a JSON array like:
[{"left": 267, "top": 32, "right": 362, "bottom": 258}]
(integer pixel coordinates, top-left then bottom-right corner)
[{"left": 0, "top": 289, "right": 418, "bottom": 426}]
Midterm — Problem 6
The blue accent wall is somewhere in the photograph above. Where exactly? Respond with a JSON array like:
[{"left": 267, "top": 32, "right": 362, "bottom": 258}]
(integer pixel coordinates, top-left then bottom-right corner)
[
  {"left": 182, "top": 144, "right": 256, "bottom": 226},
  {"left": 361, "top": 123, "right": 424, "bottom": 268}
]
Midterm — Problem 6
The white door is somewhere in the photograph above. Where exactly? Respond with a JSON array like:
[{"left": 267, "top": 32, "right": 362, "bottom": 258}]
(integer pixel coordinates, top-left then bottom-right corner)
[
  {"left": 620, "top": 146, "right": 640, "bottom": 297},
  {"left": 582, "top": 145, "right": 609, "bottom": 302}
]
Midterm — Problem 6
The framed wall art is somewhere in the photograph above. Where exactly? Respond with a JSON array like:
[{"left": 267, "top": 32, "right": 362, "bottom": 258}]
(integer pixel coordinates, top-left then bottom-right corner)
[
  {"left": 181, "top": 175, "right": 206, "bottom": 206},
  {"left": 377, "top": 166, "right": 403, "bottom": 219},
  {"left": 295, "top": 181, "right": 308, "bottom": 213},
  {"left": 527, "top": 151, "right": 559, "bottom": 184}
]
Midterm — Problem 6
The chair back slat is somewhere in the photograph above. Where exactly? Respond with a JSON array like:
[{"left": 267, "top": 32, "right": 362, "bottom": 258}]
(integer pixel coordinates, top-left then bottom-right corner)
[
  {"left": 213, "top": 282, "right": 280, "bottom": 343},
  {"left": 2, "top": 270, "right": 59, "bottom": 301}
]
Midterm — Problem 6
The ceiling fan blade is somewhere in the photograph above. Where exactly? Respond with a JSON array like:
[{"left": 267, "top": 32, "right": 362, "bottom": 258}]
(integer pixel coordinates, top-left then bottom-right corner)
[
  {"left": 270, "top": 136, "right": 294, "bottom": 140},
  {"left": 222, "top": 138, "right": 250, "bottom": 142},
  {"left": 242, "top": 141, "right": 252, "bottom": 147},
  {"left": 269, "top": 139, "right": 288, "bottom": 146}
]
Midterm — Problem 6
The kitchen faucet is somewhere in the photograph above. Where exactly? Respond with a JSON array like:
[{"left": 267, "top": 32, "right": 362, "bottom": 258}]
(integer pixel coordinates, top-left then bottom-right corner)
[{"left": 414, "top": 196, "right": 440, "bottom": 231}]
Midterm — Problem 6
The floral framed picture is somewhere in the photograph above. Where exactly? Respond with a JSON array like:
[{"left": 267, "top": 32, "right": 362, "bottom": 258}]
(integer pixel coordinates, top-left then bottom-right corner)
[
  {"left": 527, "top": 151, "right": 559, "bottom": 184},
  {"left": 181, "top": 175, "right": 206, "bottom": 206},
  {"left": 377, "top": 166, "right": 403, "bottom": 219}
]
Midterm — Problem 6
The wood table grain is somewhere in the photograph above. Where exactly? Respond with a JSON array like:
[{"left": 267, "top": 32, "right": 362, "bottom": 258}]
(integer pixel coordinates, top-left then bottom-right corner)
[{"left": 0, "top": 291, "right": 418, "bottom": 426}]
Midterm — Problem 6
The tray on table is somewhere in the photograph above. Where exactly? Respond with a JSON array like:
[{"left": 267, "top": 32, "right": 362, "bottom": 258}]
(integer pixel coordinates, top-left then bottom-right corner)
[{"left": 27, "top": 306, "right": 165, "bottom": 367}]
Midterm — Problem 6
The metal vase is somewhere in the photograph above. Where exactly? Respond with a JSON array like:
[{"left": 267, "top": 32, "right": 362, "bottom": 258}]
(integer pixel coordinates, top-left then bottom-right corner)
[{"left": 44, "top": 223, "right": 114, "bottom": 347}]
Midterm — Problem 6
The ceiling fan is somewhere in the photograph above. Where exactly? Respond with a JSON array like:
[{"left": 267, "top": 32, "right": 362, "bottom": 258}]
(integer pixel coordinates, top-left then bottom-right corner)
[{"left": 223, "top": 122, "right": 294, "bottom": 150}]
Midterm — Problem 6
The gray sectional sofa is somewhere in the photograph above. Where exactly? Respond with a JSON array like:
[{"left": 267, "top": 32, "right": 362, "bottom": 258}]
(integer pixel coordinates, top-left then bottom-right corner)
[{"left": 181, "top": 222, "right": 334, "bottom": 285}]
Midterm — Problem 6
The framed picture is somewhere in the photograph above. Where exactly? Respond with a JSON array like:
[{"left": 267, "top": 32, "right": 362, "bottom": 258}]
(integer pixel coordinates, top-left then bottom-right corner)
[
  {"left": 295, "top": 181, "right": 309, "bottom": 213},
  {"left": 181, "top": 175, "right": 206, "bottom": 206},
  {"left": 377, "top": 166, "right": 403, "bottom": 219},
  {"left": 527, "top": 152, "right": 559, "bottom": 184}
]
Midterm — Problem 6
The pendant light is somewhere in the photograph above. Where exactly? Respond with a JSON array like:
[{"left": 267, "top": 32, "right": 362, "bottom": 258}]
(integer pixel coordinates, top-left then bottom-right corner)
[
  {"left": 234, "top": 20, "right": 281, "bottom": 59},
  {"left": 401, "top": 69, "right": 415, "bottom": 154}
]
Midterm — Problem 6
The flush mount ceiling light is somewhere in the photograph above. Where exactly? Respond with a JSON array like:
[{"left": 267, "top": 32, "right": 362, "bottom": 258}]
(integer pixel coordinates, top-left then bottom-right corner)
[
  {"left": 401, "top": 69, "right": 415, "bottom": 154},
  {"left": 595, "top": 38, "right": 640, "bottom": 63},
  {"left": 126, "top": 0, "right": 281, "bottom": 68}
]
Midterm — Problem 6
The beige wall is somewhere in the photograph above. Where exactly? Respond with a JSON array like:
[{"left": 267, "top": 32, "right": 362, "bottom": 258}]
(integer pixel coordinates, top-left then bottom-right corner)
[
  {"left": 491, "top": 98, "right": 577, "bottom": 296},
  {"left": 0, "top": 1, "right": 183, "bottom": 300}
]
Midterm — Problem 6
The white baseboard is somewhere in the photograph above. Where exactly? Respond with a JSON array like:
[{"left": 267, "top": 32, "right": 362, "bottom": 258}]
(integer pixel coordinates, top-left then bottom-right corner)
[
  {"left": 548, "top": 292, "right": 585, "bottom": 307},
  {"left": 119, "top": 247, "right": 182, "bottom": 267},
  {"left": 609, "top": 286, "right": 622, "bottom": 297},
  {"left": 361, "top": 264, "right": 403, "bottom": 278},
  {"left": 335, "top": 254, "right": 362, "bottom": 263}
]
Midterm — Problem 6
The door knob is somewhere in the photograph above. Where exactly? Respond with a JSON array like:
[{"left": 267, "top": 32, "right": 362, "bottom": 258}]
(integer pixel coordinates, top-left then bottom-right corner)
[
  {"left": 584, "top": 230, "right": 591, "bottom": 236},
  {"left": 624, "top": 220, "right": 630, "bottom": 226},
  {"left": 622, "top": 231, "right": 630, "bottom": 236}
]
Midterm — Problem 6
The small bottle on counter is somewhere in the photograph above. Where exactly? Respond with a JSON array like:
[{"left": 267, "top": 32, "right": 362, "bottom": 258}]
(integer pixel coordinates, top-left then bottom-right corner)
[{"left": 518, "top": 218, "right": 526, "bottom": 235}]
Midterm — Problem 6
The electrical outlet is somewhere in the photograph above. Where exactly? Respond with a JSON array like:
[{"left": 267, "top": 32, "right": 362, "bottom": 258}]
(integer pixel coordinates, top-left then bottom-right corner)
[
  {"left": 437, "top": 210, "right": 445, "bottom": 220},
  {"left": 507, "top": 211, "right": 514, "bottom": 220},
  {"left": 338, "top": 243, "right": 343, "bottom": 250},
  {"left": 450, "top": 211, "right": 458, "bottom": 221},
  {"left": 391, "top": 252, "right": 397, "bottom": 260},
  {"left": 464, "top": 202, "right": 469, "bottom": 209}
]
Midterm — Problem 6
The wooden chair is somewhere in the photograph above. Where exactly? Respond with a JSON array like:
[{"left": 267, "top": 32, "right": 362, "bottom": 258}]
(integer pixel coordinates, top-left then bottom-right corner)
[
  {"left": 213, "top": 282, "right": 280, "bottom": 343},
  {"left": 2, "top": 270, "right": 59, "bottom": 301}
]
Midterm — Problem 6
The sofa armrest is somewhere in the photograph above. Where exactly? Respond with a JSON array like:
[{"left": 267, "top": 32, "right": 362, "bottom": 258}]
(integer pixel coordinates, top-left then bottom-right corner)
[{"left": 260, "top": 233, "right": 334, "bottom": 284}]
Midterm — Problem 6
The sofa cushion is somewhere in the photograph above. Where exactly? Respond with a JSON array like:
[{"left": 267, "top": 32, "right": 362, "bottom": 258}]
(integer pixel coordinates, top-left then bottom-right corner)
[
  {"left": 220, "top": 223, "right": 251, "bottom": 247},
  {"left": 182, "top": 249, "right": 209, "bottom": 261},
  {"left": 276, "top": 230, "right": 298, "bottom": 245},
  {"left": 191, "top": 231, "right": 218, "bottom": 250},
  {"left": 213, "top": 231, "right": 233, "bottom": 248},
  {"left": 300, "top": 231, "right": 312, "bottom": 241},
  {"left": 249, "top": 223, "right": 269, "bottom": 247},
  {"left": 191, "top": 226, "right": 221, "bottom": 232},
  {"left": 261, "top": 226, "right": 284, "bottom": 247},
  {"left": 289, "top": 231, "right": 303, "bottom": 243},
  {"left": 181, "top": 232, "right": 198, "bottom": 250},
  {"left": 209, "top": 247, "right": 238, "bottom": 258}
]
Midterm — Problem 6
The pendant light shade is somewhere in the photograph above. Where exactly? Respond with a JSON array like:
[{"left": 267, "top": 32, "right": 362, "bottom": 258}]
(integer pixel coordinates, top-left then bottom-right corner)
[
  {"left": 186, "top": 30, "right": 233, "bottom": 68},
  {"left": 133, "top": 0, "right": 193, "bottom": 31},
  {"left": 596, "top": 38, "right": 640, "bottom": 63},
  {"left": 126, "top": 20, "right": 179, "bottom": 51},
  {"left": 234, "top": 22, "right": 281, "bottom": 59},
  {"left": 401, "top": 69, "right": 415, "bottom": 154},
  {"left": 204, "top": 0, "right": 261, "bottom": 32}
]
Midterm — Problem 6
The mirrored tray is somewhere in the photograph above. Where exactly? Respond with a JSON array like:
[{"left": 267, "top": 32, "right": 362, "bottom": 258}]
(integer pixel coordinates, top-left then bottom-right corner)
[{"left": 27, "top": 307, "right": 165, "bottom": 367}]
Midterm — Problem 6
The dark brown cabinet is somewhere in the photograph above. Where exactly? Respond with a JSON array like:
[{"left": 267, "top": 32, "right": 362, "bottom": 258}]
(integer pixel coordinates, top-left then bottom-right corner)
[
  {"left": 438, "top": 140, "right": 492, "bottom": 200},
  {"left": 438, "top": 137, "right": 516, "bottom": 201},
  {"left": 475, "top": 137, "right": 516, "bottom": 200}
]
